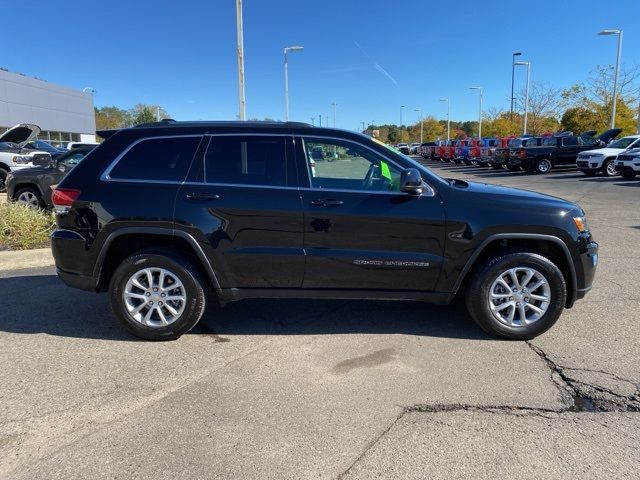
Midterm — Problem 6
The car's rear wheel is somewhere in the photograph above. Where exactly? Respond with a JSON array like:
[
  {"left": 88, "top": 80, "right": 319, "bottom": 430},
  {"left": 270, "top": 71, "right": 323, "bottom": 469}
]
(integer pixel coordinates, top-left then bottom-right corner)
[
  {"left": 15, "top": 187, "right": 45, "bottom": 210},
  {"left": 603, "top": 158, "right": 618, "bottom": 177},
  {"left": 465, "top": 251, "right": 566, "bottom": 339},
  {"left": 581, "top": 169, "right": 597, "bottom": 176},
  {"left": 534, "top": 158, "right": 552, "bottom": 174},
  {"left": 109, "top": 253, "right": 207, "bottom": 341},
  {"left": 620, "top": 170, "right": 637, "bottom": 179}
]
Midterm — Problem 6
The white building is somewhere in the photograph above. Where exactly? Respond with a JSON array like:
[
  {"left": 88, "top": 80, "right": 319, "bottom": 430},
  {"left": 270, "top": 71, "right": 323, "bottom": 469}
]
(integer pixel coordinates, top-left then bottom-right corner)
[{"left": 0, "top": 68, "right": 96, "bottom": 145}]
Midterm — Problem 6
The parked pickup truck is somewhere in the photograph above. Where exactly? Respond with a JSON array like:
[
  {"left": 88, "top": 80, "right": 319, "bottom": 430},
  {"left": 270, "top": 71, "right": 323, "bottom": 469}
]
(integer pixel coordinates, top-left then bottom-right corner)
[
  {"left": 506, "top": 137, "right": 545, "bottom": 171},
  {"left": 519, "top": 129, "right": 621, "bottom": 174},
  {"left": 454, "top": 139, "right": 471, "bottom": 164},
  {"left": 491, "top": 136, "right": 517, "bottom": 169},
  {"left": 616, "top": 148, "right": 640, "bottom": 179},
  {"left": 478, "top": 138, "right": 502, "bottom": 166},
  {"left": 576, "top": 135, "right": 640, "bottom": 177},
  {"left": 419, "top": 141, "right": 437, "bottom": 159}
]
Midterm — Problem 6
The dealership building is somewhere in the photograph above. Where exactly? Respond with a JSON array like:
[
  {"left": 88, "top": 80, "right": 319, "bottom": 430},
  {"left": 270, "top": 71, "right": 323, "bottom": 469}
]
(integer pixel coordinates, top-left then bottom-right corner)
[{"left": 0, "top": 68, "right": 96, "bottom": 145}]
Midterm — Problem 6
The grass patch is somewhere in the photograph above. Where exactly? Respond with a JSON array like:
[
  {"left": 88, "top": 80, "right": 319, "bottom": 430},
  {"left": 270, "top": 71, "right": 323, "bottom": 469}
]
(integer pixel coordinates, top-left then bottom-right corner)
[{"left": 0, "top": 202, "right": 55, "bottom": 250}]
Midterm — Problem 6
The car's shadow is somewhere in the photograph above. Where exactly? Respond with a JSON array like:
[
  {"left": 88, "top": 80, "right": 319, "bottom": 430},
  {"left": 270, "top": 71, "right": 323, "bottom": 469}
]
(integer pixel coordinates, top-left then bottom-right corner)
[{"left": 0, "top": 274, "right": 491, "bottom": 342}]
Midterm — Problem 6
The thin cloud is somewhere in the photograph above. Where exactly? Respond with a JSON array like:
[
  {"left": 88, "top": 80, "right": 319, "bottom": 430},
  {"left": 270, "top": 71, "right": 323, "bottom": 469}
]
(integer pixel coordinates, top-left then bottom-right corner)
[{"left": 354, "top": 41, "right": 399, "bottom": 88}]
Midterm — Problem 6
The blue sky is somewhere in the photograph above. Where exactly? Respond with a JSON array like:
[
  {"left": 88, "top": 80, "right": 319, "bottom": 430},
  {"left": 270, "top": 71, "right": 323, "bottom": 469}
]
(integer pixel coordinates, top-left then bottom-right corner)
[{"left": 4, "top": 0, "right": 638, "bottom": 129}]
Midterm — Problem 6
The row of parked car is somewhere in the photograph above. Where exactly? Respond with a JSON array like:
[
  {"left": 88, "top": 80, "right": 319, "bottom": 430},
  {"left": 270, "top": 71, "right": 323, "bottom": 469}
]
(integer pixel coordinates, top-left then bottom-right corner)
[
  {"left": 412, "top": 129, "right": 640, "bottom": 178},
  {"left": 0, "top": 123, "right": 97, "bottom": 194}
]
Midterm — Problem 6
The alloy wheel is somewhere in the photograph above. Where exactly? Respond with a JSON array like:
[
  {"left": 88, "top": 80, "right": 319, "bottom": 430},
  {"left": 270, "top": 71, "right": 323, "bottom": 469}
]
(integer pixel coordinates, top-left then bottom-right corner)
[
  {"left": 488, "top": 267, "right": 551, "bottom": 327},
  {"left": 17, "top": 191, "right": 41, "bottom": 210},
  {"left": 605, "top": 160, "right": 618, "bottom": 177},
  {"left": 123, "top": 267, "right": 187, "bottom": 328}
]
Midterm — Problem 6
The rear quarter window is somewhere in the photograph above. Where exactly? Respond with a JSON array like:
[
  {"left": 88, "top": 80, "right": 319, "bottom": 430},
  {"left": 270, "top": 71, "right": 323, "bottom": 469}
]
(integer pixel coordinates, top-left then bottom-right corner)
[{"left": 108, "top": 136, "right": 201, "bottom": 181}]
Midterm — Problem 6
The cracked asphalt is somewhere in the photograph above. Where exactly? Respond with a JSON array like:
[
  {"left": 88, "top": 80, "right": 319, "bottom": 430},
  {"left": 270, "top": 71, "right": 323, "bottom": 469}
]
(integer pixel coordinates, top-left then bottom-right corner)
[{"left": 1, "top": 162, "right": 639, "bottom": 479}]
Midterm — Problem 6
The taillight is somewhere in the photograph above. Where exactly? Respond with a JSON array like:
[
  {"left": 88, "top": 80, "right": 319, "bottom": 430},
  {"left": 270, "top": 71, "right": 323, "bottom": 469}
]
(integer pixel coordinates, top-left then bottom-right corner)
[
  {"left": 52, "top": 188, "right": 81, "bottom": 215},
  {"left": 519, "top": 148, "right": 526, "bottom": 158}
]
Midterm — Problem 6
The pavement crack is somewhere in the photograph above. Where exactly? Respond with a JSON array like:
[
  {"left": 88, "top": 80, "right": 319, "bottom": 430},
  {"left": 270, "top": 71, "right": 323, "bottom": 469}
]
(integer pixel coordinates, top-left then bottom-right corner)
[{"left": 526, "top": 341, "right": 640, "bottom": 412}]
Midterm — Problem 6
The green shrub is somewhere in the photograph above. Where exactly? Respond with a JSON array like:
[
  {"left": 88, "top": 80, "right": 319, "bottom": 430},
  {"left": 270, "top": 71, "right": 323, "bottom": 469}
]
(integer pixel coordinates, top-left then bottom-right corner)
[{"left": 0, "top": 202, "right": 55, "bottom": 250}]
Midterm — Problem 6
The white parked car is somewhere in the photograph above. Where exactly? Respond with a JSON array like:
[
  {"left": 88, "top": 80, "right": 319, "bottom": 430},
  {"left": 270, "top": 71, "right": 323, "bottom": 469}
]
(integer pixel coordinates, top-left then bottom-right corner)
[
  {"left": 409, "top": 142, "right": 421, "bottom": 155},
  {"left": 616, "top": 148, "right": 640, "bottom": 179},
  {"left": 576, "top": 135, "right": 640, "bottom": 177},
  {"left": 0, "top": 124, "right": 51, "bottom": 192}
]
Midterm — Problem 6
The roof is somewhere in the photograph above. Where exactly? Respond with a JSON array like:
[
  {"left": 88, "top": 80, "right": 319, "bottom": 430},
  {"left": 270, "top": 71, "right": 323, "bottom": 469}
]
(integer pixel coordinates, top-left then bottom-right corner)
[{"left": 97, "top": 119, "right": 315, "bottom": 139}]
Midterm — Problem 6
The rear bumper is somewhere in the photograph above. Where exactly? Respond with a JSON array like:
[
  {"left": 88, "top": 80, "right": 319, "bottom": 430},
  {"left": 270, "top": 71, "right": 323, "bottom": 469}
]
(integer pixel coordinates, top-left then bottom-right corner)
[{"left": 56, "top": 267, "right": 96, "bottom": 292}]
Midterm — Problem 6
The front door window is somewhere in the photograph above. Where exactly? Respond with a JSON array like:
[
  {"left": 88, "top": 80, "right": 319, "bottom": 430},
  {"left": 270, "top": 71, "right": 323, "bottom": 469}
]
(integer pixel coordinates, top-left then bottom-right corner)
[{"left": 303, "top": 138, "right": 401, "bottom": 192}]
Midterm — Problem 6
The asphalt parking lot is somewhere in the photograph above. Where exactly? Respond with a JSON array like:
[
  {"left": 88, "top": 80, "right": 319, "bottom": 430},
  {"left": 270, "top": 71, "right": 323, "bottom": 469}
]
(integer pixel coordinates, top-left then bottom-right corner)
[{"left": 1, "top": 163, "right": 638, "bottom": 479}]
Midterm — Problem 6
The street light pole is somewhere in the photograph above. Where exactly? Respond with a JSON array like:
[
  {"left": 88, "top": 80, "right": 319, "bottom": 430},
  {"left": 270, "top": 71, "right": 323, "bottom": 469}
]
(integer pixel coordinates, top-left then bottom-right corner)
[
  {"left": 510, "top": 52, "right": 521, "bottom": 121},
  {"left": 598, "top": 30, "right": 623, "bottom": 129},
  {"left": 439, "top": 98, "right": 450, "bottom": 141},
  {"left": 331, "top": 102, "right": 337, "bottom": 127},
  {"left": 469, "top": 87, "right": 483, "bottom": 138},
  {"left": 284, "top": 45, "right": 304, "bottom": 121},
  {"left": 361, "top": 121, "right": 366, "bottom": 132},
  {"left": 515, "top": 61, "right": 531, "bottom": 135},
  {"left": 400, "top": 105, "right": 405, "bottom": 142},
  {"left": 414, "top": 108, "right": 423, "bottom": 143},
  {"left": 235, "top": 0, "right": 246, "bottom": 120}
]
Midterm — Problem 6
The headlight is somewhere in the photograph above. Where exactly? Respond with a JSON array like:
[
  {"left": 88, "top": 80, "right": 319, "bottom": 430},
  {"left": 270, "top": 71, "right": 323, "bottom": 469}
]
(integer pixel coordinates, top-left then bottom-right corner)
[
  {"left": 573, "top": 216, "right": 589, "bottom": 233},
  {"left": 12, "top": 155, "right": 31, "bottom": 164}
]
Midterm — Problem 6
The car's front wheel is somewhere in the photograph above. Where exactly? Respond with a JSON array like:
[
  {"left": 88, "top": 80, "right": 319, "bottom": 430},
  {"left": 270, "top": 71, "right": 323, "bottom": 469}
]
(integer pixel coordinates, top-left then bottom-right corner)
[
  {"left": 465, "top": 251, "right": 567, "bottom": 339},
  {"left": 109, "top": 253, "right": 207, "bottom": 340},
  {"left": 15, "top": 187, "right": 45, "bottom": 210},
  {"left": 603, "top": 158, "right": 618, "bottom": 177}
]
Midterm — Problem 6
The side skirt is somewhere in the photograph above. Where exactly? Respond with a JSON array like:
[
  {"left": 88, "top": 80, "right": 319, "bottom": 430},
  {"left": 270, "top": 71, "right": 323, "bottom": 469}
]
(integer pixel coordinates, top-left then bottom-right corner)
[{"left": 218, "top": 288, "right": 451, "bottom": 305}]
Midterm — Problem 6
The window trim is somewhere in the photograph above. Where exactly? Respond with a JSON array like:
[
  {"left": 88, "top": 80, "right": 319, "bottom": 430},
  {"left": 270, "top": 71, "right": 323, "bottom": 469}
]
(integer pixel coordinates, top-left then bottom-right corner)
[{"left": 101, "top": 134, "right": 204, "bottom": 183}]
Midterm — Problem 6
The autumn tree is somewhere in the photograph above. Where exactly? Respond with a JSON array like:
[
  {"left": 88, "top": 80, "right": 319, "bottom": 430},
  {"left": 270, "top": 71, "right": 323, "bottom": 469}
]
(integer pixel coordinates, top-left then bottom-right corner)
[
  {"left": 513, "top": 81, "right": 564, "bottom": 135},
  {"left": 94, "top": 106, "right": 132, "bottom": 130}
]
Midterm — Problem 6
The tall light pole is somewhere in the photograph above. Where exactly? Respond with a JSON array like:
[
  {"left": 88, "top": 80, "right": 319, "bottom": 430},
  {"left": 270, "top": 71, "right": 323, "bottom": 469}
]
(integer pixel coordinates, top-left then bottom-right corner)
[
  {"left": 331, "top": 102, "right": 337, "bottom": 127},
  {"left": 235, "top": 0, "right": 246, "bottom": 120},
  {"left": 361, "top": 121, "right": 366, "bottom": 132},
  {"left": 284, "top": 45, "right": 304, "bottom": 121},
  {"left": 598, "top": 29, "right": 623, "bottom": 129},
  {"left": 414, "top": 108, "right": 423, "bottom": 143},
  {"left": 311, "top": 117, "right": 315, "bottom": 126},
  {"left": 400, "top": 105, "right": 405, "bottom": 142},
  {"left": 515, "top": 61, "right": 530, "bottom": 135},
  {"left": 439, "top": 98, "right": 450, "bottom": 141},
  {"left": 469, "top": 87, "right": 483, "bottom": 138},
  {"left": 510, "top": 52, "right": 522, "bottom": 121}
]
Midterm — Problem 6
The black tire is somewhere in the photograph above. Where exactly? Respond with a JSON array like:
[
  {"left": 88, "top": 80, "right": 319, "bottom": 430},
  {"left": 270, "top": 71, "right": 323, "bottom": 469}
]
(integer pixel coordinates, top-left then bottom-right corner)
[
  {"left": 581, "top": 169, "right": 597, "bottom": 177},
  {"left": 602, "top": 158, "right": 618, "bottom": 177},
  {"left": 109, "top": 252, "right": 207, "bottom": 341},
  {"left": 15, "top": 186, "right": 46, "bottom": 210},
  {"left": 534, "top": 158, "right": 552, "bottom": 174},
  {"left": 0, "top": 167, "right": 8, "bottom": 193},
  {"left": 620, "top": 170, "right": 637, "bottom": 179},
  {"left": 464, "top": 251, "right": 567, "bottom": 340}
]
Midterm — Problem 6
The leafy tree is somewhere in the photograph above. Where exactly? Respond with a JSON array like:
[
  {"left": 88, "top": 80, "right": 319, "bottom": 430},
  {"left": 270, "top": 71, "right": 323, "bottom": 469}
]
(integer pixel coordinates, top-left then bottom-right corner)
[
  {"left": 94, "top": 106, "right": 132, "bottom": 130},
  {"left": 130, "top": 104, "right": 169, "bottom": 125},
  {"left": 514, "top": 81, "right": 564, "bottom": 135}
]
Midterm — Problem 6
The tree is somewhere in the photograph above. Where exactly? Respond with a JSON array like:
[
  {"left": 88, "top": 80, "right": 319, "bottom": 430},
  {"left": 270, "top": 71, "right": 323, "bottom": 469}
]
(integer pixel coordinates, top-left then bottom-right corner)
[
  {"left": 562, "top": 65, "right": 639, "bottom": 135},
  {"left": 94, "top": 106, "right": 132, "bottom": 130},
  {"left": 514, "top": 81, "right": 564, "bottom": 135},
  {"left": 130, "top": 104, "right": 169, "bottom": 125},
  {"left": 482, "top": 109, "right": 520, "bottom": 137}
]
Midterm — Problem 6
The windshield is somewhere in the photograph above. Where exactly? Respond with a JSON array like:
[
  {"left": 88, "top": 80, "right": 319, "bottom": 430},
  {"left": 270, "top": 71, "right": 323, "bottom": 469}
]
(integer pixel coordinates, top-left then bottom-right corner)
[
  {"left": 608, "top": 137, "right": 639, "bottom": 149},
  {"left": 30, "top": 140, "right": 58, "bottom": 151}
]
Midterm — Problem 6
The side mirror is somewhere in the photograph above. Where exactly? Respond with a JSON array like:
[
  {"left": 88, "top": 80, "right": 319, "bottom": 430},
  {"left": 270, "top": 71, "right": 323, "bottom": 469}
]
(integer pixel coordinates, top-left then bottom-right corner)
[{"left": 400, "top": 168, "right": 423, "bottom": 195}]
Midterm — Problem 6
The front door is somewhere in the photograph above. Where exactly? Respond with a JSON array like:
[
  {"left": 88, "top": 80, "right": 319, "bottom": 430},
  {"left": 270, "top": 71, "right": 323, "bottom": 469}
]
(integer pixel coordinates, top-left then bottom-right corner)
[
  {"left": 296, "top": 136, "right": 446, "bottom": 291},
  {"left": 174, "top": 134, "right": 305, "bottom": 289}
]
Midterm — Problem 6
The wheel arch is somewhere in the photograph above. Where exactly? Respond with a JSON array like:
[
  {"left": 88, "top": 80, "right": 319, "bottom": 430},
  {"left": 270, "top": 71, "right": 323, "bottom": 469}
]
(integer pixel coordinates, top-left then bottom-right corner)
[
  {"left": 451, "top": 233, "right": 577, "bottom": 308},
  {"left": 94, "top": 228, "right": 222, "bottom": 293},
  {"left": 11, "top": 182, "right": 45, "bottom": 200}
]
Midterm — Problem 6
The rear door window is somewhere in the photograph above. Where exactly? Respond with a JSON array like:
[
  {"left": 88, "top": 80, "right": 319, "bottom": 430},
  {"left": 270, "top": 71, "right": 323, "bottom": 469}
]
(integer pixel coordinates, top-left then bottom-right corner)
[
  {"left": 109, "top": 136, "right": 201, "bottom": 181},
  {"left": 204, "top": 136, "right": 288, "bottom": 186}
]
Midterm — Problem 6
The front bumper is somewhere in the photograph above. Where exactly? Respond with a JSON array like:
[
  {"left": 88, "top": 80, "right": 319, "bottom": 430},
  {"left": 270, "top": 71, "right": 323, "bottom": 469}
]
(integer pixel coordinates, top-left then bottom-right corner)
[{"left": 575, "top": 240, "right": 598, "bottom": 302}]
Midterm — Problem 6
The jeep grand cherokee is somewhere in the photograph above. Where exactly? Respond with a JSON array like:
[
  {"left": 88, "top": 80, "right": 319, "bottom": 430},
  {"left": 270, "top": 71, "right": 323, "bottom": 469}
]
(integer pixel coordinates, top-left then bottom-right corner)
[{"left": 51, "top": 120, "right": 598, "bottom": 341}]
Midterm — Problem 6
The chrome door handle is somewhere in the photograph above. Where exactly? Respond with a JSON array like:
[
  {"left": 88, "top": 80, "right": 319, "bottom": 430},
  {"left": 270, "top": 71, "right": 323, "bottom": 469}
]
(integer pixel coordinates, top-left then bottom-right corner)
[
  {"left": 185, "top": 192, "right": 220, "bottom": 201},
  {"left": 311, "top": 199, "right": 343, "bottom": 207}
]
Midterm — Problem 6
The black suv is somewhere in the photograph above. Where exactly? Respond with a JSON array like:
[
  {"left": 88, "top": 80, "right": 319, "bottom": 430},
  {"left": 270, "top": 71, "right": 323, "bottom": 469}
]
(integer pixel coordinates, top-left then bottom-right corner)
[{"left": 51, "top": 121, "right": 598, "bottom": 341}]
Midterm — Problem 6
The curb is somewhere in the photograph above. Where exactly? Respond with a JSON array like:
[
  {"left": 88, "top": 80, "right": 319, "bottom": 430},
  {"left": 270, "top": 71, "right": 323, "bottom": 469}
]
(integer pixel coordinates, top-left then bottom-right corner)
[{"left": 0, "top": 248, "right": 55, "bottom": 270}]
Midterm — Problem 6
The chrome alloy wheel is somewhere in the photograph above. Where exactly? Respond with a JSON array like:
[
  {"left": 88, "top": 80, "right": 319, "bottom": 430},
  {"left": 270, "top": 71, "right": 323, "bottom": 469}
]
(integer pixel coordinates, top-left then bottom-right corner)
[
  {"left": 488, "top": 267, "right": 551, "bottom": 327},
  {"left": 17, "top": 191, "right": 40, "bottom": 210},
  {"left": 605, "top": 159, "right": 618, "bottom": 176},
  {"left": 123, "top": 267, "right": 186, "bottom": 327}
]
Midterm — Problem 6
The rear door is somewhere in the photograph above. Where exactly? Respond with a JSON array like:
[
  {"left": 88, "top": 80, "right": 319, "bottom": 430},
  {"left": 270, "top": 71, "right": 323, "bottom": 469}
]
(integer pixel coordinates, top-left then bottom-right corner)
[
  {"left": 296, "top": 136, "right": 446, "bottom": 291},
  {"left": 174, "top": 134, "right": 305, "bottom": 289}
]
